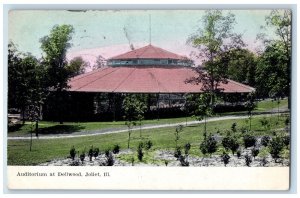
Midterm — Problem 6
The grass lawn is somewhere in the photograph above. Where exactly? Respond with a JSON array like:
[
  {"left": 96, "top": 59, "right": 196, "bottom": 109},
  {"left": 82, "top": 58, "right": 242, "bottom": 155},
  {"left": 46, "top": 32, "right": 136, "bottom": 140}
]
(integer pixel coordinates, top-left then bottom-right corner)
[
  {"left": 7, "top": 114, "right": 289, "bottom": 165},
  {"left": 255, "top": 98, "right": 288, "bottom": 112},
  {"left": 8, "top": 117, "right": 194, "bottom": 137}
]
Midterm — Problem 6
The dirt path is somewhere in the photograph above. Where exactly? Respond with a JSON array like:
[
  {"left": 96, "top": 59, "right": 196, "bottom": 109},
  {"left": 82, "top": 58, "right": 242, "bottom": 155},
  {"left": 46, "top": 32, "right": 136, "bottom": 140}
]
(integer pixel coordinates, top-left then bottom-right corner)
[{"left": 8, "top": 114, "right": 278, "bottom": 140}]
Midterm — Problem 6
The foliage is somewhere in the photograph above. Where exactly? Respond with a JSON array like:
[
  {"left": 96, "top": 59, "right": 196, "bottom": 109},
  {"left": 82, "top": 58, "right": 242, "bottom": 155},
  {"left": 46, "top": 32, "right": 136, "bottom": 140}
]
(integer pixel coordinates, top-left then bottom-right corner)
[
  {"left": 251, "top": 147, "right": 260, "bottom": 159},
  {"left": 93, "top": 55, "right": 106, "bottom": 70},
  {"left": 187, "top": 10, "right": 245, "bottom": 106},
  {"left": 222, "top": 135, "right": 239, "bottom": 155},
  {"left": 221, "top": 152, "right": 230, "bottom": 167},
  {"left": 245, "top": 93, "right": 256, "bottom": 130},
  {"left": 174, "top": 146, "right": 182, "bottom": 159},
  {"left": 243, "top": 134, "right": 257, "bottom": 148},
  {"left": 269, "top": 136, "right": 284, "bottom": 162},
  {"left": 93, "top": 148, "right": 100, "bottom": 157},
  {"left": 105, "top": 151, "right": 114, "bottom": 166},
  {"left": 231, "top": 122, "right": 237, "bottom": 133},
  {"left": 88, "top": 146, "right": 93, "bottom": 161},
  {"left": 282, "top": 135, "right": 290, "bottom": 148},
  {"left": 67, "top": 56, "right": 88, "bottom": 77},
  {"left": 179, "top": 155, "right": 189, "bottom": 166},
  {"left": 137, "top": 142, "right": 144, "bottom": 161},
  {"left": 79, "top": 151, "right": 85, "bottom": 163},
  {"left": 237, "top": 150, "right": 241, "bottom": 158},
  {"left": 200, "top": 134, "right": 218, "bottom": 157},
  {"left": 123, "top": 94, "right": 147, "bottom": 148},
  {"left": 174, "top": 125, "right": 183, "bottom": 147},
  {"left": 261, "top": 136, "right": 271, "bottom": 147},
  {"left": 260, "top": 117, "right": 270, "bottom": 130},
  {"left": 112, "top": 144, "right": 120, "bottom": 154},
  {"left": 70, "top": 146, "right": 76, "bottom": 160},
  {"left": 244, "top": 154, "right": 252, "bottom": 167},
  {"left": 144, "top": 140, "right": 153, "bottom": 150},
  {"left": 184, "top": 142, "right": 191, "bottom": 155}
]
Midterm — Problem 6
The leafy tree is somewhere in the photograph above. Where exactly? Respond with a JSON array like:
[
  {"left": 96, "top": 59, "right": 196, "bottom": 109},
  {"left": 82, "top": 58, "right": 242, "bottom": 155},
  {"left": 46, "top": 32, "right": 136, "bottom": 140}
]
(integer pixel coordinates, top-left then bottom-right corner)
[
  {"left": 123, "top": 94, "right": 147, "bottom": 148},
  {"left": 220, "top": 48, "right": 257, "bottom": 87},
  {"left": 40, "top": 24, "right": 74, "bottom": 124},
  {"left": 256, "top": 10, "right": 291, "bottom": 106},
  {"left": 67, "top": 56, "right": 88, "bottom": 77},
  {"left": 187, "top": 10, "right": 245, "bottom": 105},
  {"left": 245, "top": 92, "right": 256, "bottom": 131}
]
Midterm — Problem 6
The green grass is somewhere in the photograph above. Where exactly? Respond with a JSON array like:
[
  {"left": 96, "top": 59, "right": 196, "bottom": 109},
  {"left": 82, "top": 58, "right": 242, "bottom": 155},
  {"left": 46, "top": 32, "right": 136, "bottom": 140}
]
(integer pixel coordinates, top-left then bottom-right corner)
[
  {"left": 7, "top": 114, "right": 289, "bottom": 165},
  {"left": 8, "top": 117, "right": 194, "bottom": 137},
  {"left": 255, "top": 98, "right": 288, "bottom": 112}
]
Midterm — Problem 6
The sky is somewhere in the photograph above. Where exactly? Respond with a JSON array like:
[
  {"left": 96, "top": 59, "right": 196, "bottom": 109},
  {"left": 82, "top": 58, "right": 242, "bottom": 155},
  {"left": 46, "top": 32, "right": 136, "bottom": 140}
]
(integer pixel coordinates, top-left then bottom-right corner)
[{"left": 8, "top": 10, "right": 279, "bottom": 67}]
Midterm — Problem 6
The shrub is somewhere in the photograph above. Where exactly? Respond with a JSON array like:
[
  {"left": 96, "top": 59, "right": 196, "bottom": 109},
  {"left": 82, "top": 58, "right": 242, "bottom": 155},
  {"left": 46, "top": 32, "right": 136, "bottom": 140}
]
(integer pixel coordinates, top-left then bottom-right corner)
[
  {"left": 112, "top": 144, "right": 120, "bottom": 154},
  {"left": 164, "top": 160, "right": 169, "bottom": 166},
  {"left": 174, "top": 146, "right": 182, "bottom": 158},
  {"left": 244, "top": 154, "right": 252, "bottom": 167},
  {"left": 137, "top": 142, "right": 144, "bottom": 161},
  {"left": 79, "top": 151, "right": 85, "bottom": 164},
  {"left": 222, "top": 136, "right": 239, "bottom": 155},
  {"left": 70, "top": 146, "right": 76, "bottom": 160},
  {"left": 131, "top": 156, "right": 135, "bottom": 166},
  {"left": 260, "top": 117, "right": 270, "bottom": 130},
  {"left": 200, "top": 134, "right": 217, "bottom": 157},
  {"left": 179, "top": 155, "right": 189, "bottom": 166},
  {"left": 269, "top": 136, "right": 284, "bottom": 163},
  {"left": 282, "top": 135, "right": 290, "bottom": 148},
  {"left": 231, "top": 123, "right": 237, "bottom": 133},
  {"left": 105, "top": 149, "right": 110, "bottom": 158},
  {"left": 93, "top": 148, "right": 100, "bottom": 157},
  {"left": 221, "top": 152, "right": 230, "bottom": 167},
  {"left": 88, "top": 146, "right": 94, "bottom": 161},
  {"left": 184, "top": 142, "right": 191, "bottom": 155},
  {"left": 145, "top": 140, "right": 153, "bottom": 150},
  {"left": 105, "top": 151, "right": 114, "bottom": 166},
  {"left": 261, "top": 136, "right": 270, "bottom": 147},
  {"left": 251, "top": 147, "right": 259, "bottom": 159},
  {"left": 237, "top": 150, "right": 241, "bottom": 158},
  {"left": 243, "top": 134, "right": 256, "bottom": 148},
  {"left": 240, "top": 126, "right": 247, "bottom": 134}
]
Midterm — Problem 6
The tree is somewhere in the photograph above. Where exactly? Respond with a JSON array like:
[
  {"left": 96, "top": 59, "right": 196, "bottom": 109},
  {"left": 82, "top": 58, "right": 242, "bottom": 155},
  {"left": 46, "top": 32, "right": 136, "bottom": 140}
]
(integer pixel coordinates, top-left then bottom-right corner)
[
  {"left": 187, "top": 10, "right": 245, "bottom": 105},
  {"left": 200, "top": 134, "right": 218, "bottom": 157},
  {"left": 93, "top": 55, "right": 106, "bottom": 70},
  {"left": 257, "top": 10, "right": 291, "bottom": 106},
  {"left": 40, "top": 24, "right": 74, "bottom": 124},
  {"left": 67, "top": 56, "right": 88, "bottom": 77},
  {"left": 123, "top": 94, "right": 147, "bottom": 148},
  {"left": 220, "top": 48, "right": 257, "bottom": 87},
  {"left": 196, "top": 93, "right": 212, "bottom": 139}
]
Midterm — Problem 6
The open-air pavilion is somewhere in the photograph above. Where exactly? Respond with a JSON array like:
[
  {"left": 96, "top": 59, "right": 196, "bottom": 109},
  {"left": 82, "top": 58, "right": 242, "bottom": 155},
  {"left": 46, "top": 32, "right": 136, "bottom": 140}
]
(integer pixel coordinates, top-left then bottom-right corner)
[{"left": 65, "top": 44, "right": 255, "bottom": 121}]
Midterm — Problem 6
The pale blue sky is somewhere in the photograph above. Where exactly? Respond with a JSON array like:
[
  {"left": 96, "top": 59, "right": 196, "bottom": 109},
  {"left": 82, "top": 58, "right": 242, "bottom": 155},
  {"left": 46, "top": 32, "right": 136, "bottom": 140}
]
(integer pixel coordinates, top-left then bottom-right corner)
[{"left": 8, "top": 10, "right": 278, "bottom": 60}]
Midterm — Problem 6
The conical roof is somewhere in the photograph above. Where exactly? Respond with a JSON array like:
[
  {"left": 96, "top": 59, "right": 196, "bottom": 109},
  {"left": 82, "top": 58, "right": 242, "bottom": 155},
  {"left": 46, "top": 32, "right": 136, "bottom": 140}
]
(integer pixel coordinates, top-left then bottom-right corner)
[{"left": 109, "top": 44, "right": 187, "bottom": 60}]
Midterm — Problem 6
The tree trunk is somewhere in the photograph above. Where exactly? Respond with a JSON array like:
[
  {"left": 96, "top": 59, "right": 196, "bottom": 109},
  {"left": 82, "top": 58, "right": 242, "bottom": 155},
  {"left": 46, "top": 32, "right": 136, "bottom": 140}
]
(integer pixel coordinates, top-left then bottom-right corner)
[{"left": 30, "top": 130, "right": 33, "bottom": 151}]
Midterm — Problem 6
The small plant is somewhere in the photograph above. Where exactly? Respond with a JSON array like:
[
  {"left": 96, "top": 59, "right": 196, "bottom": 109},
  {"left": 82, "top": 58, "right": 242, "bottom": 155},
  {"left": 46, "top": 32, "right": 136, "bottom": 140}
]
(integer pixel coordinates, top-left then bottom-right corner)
[
  {"left": 145, "top": 140, "right": 153, "bottom": 150},
  {"left": 70, "top": 146, "right": 76, "bottom": 160},
  {"left": 179, "top": 155, "right": 189, "bottom": 166},
  {"left": 251, "top": 147, "right": 259, "bottom": 159},
  {"left": 260, "top": 117, "right": 270, "bottom": 130},
  {"left": 282, "top": 135, "right": 290, "bottom": 148},
  {"left": 231, "top": 122, "right": 237, "bottom": 133},
  {"left": 240, "top": 126, "right": 247, "bottom": 134},
  {"left": 164, "top": 160, "right": 169, "bottom": 166},
  {"left": 105, "top": 150, "right": 114, "bottom": 166},
  {"left": 200, "top": 134, "right": 218, "bottom": 157},
  {"left": 244, "top": 154, "right": 252, "bottom": 167},
  {"left": 261, "top": 136, "right": 270, "bottom": 147},
  {"left": 221, "top": 152, "right": 230, "bottom": 167},
  {"left": 243, "top": 134, "right": 257, "bottom": 148},
  {"left": 70, "top": 160, "right": 80, "bottom": 166},
  {"left": 131, "top": 156, "right": 135, "bottom": 166},
  {"left": 222, "top": 135, "right": 239, "bottom": 155},
  {"left": 269, "top": 136, "right": 284, "bottom": 163},
  {"left": 88, "top": 146, "right": 94, "bottom": 161},
  {"left": 237, "top": 150, "right": 241, "bottom": 158},
  {"left": 184, "top": 142, "right": 191, "bottom": 155},
  {"left": 79, "top": 151, "right": 85, "bottom": 164},
  {"left": 137, "top": 142, "right": 144, "bottom": 161},
  {"left": 174, "top": 146, "right": 182, "bottom": 159},
  {"left": 93, "top": 147, "right": 100, "bottom": 157},
  {"left": 174, "top": 125, "right": 183, "bottom": 148},
  {"left": 112, "top": 144, "right": 120, "bottom": 154},
  {"left": 260, "top": 157, "right": 268, "bottom": 167}
]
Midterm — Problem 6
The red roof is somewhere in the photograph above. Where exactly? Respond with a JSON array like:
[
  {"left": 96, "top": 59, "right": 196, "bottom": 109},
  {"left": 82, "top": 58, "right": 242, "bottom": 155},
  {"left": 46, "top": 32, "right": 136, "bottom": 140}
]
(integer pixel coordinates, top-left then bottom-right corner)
[
  {"left": 68, "top": 66, "right": 255, "bottom": 93},
  {"left": 109, "top": 44, "right": 187, "bottom": 60}
]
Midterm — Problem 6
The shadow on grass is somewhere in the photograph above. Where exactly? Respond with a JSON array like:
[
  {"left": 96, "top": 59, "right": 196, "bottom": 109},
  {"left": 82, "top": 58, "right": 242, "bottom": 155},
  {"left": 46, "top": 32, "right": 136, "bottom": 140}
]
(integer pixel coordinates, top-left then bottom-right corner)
[
  {"left": 8, "top": 124, "right": 24, "bottom": 132},
  {"left": 38, "top": 125, "right": 86, "bottom": 135}
]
